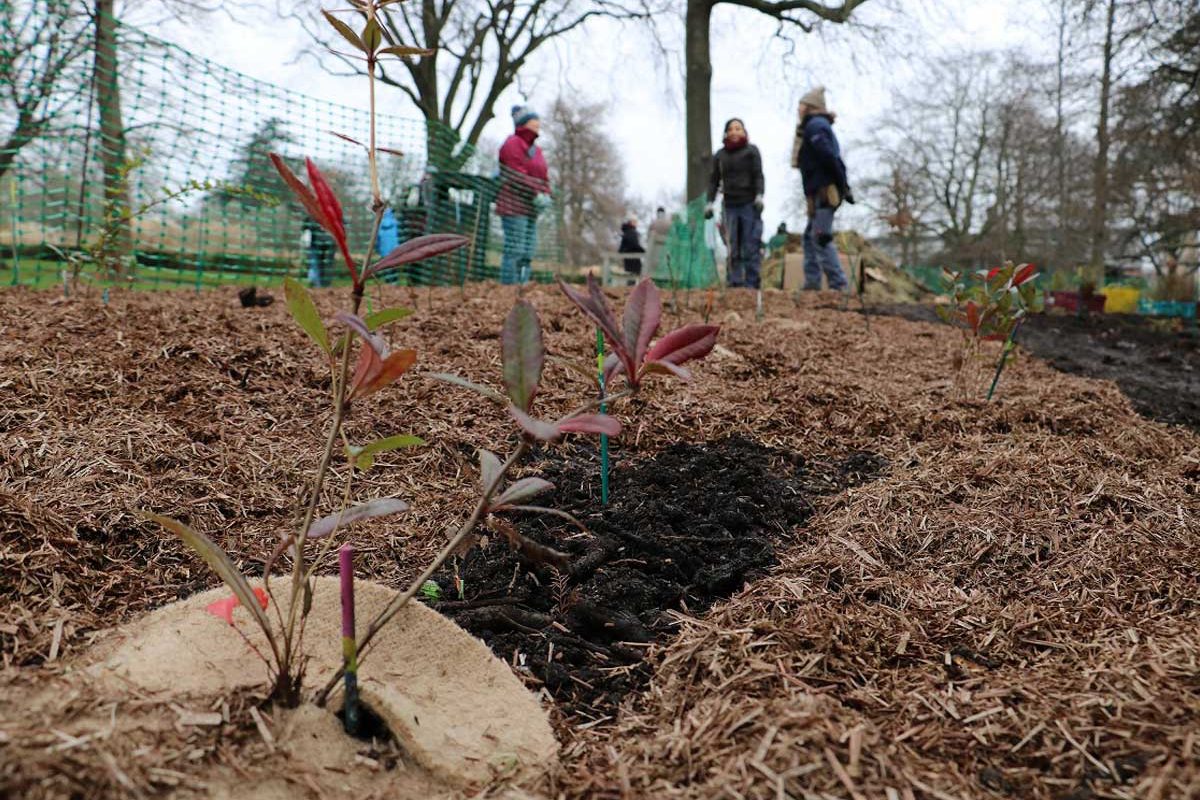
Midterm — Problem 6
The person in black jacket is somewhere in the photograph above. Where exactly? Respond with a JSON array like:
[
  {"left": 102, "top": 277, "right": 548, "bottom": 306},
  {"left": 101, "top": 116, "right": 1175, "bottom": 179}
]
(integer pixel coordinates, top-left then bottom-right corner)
[
  {"left": 617, "top": 216, "right": 644, "bottom": 274},
  {"left": 705, "top": 118, "right": 764, "bottom": 289},
  {"left": 792, "top": 87, "right": 850, "bottom": 291}
]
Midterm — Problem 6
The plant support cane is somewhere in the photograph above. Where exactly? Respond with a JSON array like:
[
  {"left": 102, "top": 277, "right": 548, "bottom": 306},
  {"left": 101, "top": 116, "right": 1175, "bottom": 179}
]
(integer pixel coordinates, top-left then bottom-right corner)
[
  {"left": 339, "top": 544, "right": 360, "bottom": 736},
  {"left": 597, "top": 327, "right": 609, "bottom": 505},
  {"left": 987, "top": 317, "right": 1024, "bottom": 401}
]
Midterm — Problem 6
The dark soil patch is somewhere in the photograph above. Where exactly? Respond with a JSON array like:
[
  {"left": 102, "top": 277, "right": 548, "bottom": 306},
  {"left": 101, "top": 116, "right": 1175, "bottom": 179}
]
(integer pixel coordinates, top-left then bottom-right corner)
[
  {"left": 427, "top": 437, "right": 885, "bottom": 718},
  {"left": 875, "top": 303, "right": 1200, "bottom": 431}
]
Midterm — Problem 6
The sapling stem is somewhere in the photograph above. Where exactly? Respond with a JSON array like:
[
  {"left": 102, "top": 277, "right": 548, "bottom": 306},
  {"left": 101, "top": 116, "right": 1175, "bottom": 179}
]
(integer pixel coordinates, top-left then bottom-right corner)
[
  {"left": 597, "top": 327, "right": 609, "bottom": 505},
  {"left": 315, "top": 441, "right": 530, "bottom": 705},
  {"left": 339, "top": 544, "right": 360, "bottom": 736},
  {"left": 986, "top": 318, "right": 1024, "bottom": 401}
]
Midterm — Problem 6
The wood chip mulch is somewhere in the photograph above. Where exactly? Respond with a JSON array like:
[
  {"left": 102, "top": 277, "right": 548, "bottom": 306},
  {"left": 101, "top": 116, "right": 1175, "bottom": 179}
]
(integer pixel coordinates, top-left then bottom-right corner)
[{"left": 1, "top": 284, "right": 1197, "bottom": 799}]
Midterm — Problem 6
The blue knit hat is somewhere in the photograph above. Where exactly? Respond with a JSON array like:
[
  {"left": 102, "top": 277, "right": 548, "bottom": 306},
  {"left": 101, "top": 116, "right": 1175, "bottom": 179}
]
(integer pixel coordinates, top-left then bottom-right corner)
[{"left": 512, "top": 104, "right": 539, "bottom": 128}]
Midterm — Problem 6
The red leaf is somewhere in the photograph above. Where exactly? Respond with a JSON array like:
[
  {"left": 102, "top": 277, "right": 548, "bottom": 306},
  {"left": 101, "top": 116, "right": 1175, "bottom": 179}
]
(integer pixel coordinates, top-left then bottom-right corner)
[
  {"left": 986, "top": 267, "right": 1002, "bottom": 281},
  {"left": 1013, "top": 264, "right": 1037, "bottom": 286},
  {"left": 205, "top": 595, "right": 239, "bottom": 625},
  {"left": 509, "top": 405, "right": 562, "bottom": 441},
  {"left": 966, "top": 301, "right": 981, "bottom": 333},
  {"left": 305, "top": 158, "right": 357, "bottom": 287},
  {"left": 329, "top": 130, "right": 365, "bottom": 149},
  {"left": 558, "top": 413, "right": 621, "bottom": 437},
  {"left": 203, "top": 589, "right": 265, "bottom": 625},
  {"left": 269, "top": 153, "right": 328, "bottom": 229},
  {"left": 357, "top": 349, "right": 416, "bottom": 397},
  {"left": 983, "top": 332, "right": 1008, "bottom": 341},
  {"left": 337, "top": 312, "right": 417, "bottom": 399},
  {"left": 361, "top": 234, "right": 469, "bottom": 281},
  {"left": 360, "top": 232, "right": 468, "bottom": 280},
  {"left": 347, "top": 347, "right": 415, "bottom": 399},
  {"left": 559, "top": 275, "right": 635, "bottom": 381},
  {"left": 644, "top": 324, "right": 719, "bottom": 367},
  {"left": 623, "top": 278, "right": 662, "bottom": 366}
]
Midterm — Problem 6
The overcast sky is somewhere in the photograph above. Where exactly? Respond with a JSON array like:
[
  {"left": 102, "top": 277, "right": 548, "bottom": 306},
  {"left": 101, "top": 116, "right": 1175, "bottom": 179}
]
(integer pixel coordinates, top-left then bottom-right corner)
[{"left": 150, "top": 0, "right": 1056, "bottom": 233}]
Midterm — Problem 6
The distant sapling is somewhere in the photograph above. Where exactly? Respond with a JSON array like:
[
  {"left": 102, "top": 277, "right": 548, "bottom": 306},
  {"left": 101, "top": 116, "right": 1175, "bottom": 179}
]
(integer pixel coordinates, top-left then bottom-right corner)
[{"left": 937, "top": 261, "right": 1040, "bottom": 399}]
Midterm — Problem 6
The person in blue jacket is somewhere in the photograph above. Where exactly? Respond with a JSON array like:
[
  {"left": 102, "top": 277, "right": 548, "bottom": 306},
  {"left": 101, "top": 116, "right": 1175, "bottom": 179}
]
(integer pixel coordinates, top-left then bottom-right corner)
[
  {"left": 791, "top": 87, "right": 854, "bottom": 291},
  {"left": 375, "top": 207, "right": 400, "bottom": 283}
]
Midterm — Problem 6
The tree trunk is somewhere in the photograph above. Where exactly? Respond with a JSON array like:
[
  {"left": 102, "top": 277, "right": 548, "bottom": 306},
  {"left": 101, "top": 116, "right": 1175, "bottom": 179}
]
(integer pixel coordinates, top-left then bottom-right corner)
[
  {"left": 685, "top": 0, "right": 714, "bottom": 203},
  {"left": 0, "top": 114, "right": 40, "bottom": 185},
  {"left": 94, "top": 0, "right": 133, "bottom": 269},
  {"left": 1054, "top": 0, "right": 1069, "bottom": 265},
  {"left": 1090, "top": 0, "right": 1116, "bottom": 273}
]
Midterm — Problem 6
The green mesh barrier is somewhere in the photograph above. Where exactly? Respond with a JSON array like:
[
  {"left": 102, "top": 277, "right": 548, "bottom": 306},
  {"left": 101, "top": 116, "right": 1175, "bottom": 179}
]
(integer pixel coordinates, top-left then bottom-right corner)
[
  {"left": 1, "top": 14, "right": 563, "bottom": 291},
  {"left": 654, "top": 196, "right": 720, "bottom": 290}
]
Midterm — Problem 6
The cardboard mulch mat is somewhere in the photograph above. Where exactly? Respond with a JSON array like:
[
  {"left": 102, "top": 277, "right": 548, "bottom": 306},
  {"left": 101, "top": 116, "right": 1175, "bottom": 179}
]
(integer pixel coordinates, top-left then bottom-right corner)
[{"left": 2, "top": 284, "right": 1198, "bottom": 799}]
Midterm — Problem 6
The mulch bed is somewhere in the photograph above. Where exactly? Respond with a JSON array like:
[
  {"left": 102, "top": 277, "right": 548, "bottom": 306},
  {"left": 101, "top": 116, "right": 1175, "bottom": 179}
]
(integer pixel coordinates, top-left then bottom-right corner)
[{"left": 1, "top": 284, "right": 1198, "bottom": 799}]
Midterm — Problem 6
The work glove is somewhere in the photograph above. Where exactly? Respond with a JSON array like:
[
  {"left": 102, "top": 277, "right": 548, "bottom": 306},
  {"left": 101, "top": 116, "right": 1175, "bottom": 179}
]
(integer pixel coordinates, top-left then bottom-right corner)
[
  {"left": 842, "top": 186, "right": 856, "bottom": 205},
  {"left": 703, "top": 203, "right": 714, "bottom": 219},
  {"left": 532, "top": 193, "right": 552, "bottom": 214},
  {"left": 753, "top": 195, "right": 764, "bottom": 213}
]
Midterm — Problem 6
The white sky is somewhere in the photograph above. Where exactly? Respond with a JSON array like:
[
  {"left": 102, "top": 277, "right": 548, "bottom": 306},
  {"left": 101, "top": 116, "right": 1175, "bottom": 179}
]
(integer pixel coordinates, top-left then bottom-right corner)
[{"left": 151, "top": 0, "right": 1054, "bottom": 233}]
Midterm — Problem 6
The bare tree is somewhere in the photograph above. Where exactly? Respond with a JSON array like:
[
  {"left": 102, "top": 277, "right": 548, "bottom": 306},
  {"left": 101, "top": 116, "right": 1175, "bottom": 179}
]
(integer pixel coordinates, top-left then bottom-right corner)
[
  {"left": 545, "top": 96, "right": 628, "bottom": 267},
  {"left": 291, "top": 0, "right": 655, "bottom": 173},
  {"left": 684, "top": 0, "right": 871, "bottom": 201},
  {"left": 1109, "top": 1, "right": 1200, "bottom": 282},
  {"left": 866, "top": 52, "right": 1090, "bottom": 270},
  {"left": 0, "top": 0, "right": 93, "bottom": 183}
]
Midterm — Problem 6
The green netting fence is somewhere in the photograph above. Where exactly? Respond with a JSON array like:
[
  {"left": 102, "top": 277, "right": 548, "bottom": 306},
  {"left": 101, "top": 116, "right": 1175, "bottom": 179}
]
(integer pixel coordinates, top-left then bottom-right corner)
[{"left": 1, "top": 13, "right": 566, "bottom": 292}]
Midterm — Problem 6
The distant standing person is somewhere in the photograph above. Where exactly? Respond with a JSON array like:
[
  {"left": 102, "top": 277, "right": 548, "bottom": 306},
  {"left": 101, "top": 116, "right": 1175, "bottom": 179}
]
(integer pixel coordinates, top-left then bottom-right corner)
[
  {"left": 302, "top": 215, "right": 334, "bottom": 288},
  {"left": 496, "top": 104, "right": 551, "bottom": 285},
  {"left": 618, "top": 215, "right": 645, "bottom": 274},
  {"left": 792, "top": 86, "right": 852, "bottom": 291},
  {"left": 646, "top": 207, "right": 671, "bottom": 275},
  {"left": 375, "top": 206, "right": 400, "bottom": 283},
  {"left": 705, "top": 118, "right": 764, "bottom": 289}
]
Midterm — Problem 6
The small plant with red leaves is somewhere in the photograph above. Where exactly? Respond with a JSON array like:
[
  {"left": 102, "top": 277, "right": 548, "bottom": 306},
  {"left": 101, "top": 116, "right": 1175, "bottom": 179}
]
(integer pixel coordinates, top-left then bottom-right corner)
[
  {"left": 315, "top": 275, "right": 721, "bottom": 702},
  {"left": 937, "top": 261, "right": 1040, "bottom": 398},
  {"left": 141, "top": 1, "right": 465, "bottom": 707},
  {"left": 140, "top": 2, "right": 723, "bottom": 716}
]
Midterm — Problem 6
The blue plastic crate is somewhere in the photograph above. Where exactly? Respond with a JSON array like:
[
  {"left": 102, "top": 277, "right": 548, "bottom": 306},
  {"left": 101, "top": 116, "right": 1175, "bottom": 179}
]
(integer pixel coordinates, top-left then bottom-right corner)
[{"left": 1137, "top": 298, "right": 1197, "bottom": 320}]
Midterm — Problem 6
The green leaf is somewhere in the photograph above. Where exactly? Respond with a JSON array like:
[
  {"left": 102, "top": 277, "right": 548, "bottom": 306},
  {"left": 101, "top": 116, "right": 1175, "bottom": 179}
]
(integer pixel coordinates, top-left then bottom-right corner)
[
  {"left": 420, "top": 580, "right": 442, "bottom": 602},
  {"left": 140, "top": 512, "right": 276, "bottom": 648},
  {"left": 501, "top": 300, "right": 544, "bottom": 412},
  {"left": 365, "top": 306, "right": 414, "bottom": 331},
  {"left": 361, "top": 17, "right": 382, "bottom": 52},
  {"left": 322, "top": 9, "right": 366, "bottom": 52},
  {"left": 284, "top": 277, "right": 330, "bottom": 354},
  {"left": 348, "top": 434, "right": 425, "bottom": 471}
]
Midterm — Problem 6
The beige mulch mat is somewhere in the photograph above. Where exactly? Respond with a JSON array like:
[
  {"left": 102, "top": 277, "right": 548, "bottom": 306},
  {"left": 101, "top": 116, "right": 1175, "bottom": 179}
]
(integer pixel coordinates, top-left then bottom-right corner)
[{"left": 2, "top": 283, "right": 1197, "bottom": 799}]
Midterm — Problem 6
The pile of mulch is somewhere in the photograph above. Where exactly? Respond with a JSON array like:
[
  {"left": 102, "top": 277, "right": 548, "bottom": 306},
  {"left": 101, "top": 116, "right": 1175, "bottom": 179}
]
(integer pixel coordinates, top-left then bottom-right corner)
[{"left": 1, "top": 284, "right": 1198, "bottom": 799}]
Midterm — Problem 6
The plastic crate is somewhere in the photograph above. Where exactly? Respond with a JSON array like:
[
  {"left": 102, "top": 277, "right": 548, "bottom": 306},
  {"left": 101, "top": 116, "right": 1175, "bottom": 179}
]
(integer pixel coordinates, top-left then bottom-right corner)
[{"left": 1137, "top": 298, "right": 1198, "bottom": 320}]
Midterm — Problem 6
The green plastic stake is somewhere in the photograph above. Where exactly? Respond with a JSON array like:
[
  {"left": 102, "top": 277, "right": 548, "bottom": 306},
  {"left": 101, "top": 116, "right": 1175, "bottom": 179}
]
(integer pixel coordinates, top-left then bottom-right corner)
[{"left": 597, "top": 327, "right": 609, "bottom": 505}]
